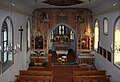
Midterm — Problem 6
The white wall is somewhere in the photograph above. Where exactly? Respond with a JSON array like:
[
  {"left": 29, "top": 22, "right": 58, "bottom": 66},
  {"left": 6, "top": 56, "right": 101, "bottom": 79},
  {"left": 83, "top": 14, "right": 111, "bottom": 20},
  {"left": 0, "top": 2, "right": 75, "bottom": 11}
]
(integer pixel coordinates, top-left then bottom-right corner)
[
  {"left": 0, "top": 8, "right": 32, "bottom": 82},
  {"left": 93, "top": 3, "right": 120, "bottom": 82},
  {"left": 94, "top": 52, "right": 120, "bottom": 82},
  {"left": 93, "top": 11, "right": 120, "bottom": 53}
]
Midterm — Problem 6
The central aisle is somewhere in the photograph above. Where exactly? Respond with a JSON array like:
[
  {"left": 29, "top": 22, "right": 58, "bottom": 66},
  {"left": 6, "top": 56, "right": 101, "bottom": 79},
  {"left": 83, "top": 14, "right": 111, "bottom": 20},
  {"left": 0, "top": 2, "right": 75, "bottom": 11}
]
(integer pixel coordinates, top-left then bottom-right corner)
[{"left": 53, "top": 65, "right": 80, "bottom": 82}]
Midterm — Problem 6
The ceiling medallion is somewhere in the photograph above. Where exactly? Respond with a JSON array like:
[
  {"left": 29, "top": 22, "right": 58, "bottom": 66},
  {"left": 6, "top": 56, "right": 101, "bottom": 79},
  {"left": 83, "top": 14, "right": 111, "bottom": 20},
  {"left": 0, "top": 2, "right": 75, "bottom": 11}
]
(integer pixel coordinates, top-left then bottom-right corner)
[{"left": 43, "top": 0, "right": 83, "bottom": 6}]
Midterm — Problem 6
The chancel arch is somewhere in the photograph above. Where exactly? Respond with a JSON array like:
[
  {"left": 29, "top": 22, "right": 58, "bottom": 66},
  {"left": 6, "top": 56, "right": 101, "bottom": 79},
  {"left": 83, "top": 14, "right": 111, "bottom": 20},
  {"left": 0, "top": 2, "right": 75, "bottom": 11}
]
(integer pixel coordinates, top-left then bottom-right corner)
[
  {"left": 48, "top": 23, "right": 77, "bottom": 52},
  {"left": 48, "top": 23, "right": 77, "bottom": 63}
]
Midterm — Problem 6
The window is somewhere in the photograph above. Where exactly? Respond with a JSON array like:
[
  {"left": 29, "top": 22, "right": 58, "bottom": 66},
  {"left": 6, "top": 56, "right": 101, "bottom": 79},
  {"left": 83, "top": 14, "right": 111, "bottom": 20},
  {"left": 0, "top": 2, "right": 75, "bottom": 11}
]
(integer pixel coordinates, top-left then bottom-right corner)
[
  {"left": 50, "top": 31, "right": 54, "bottom": 41},
  {"left": 103, "top": 18, "right": 109, "bottom": 35},
  {"left": 26, "top": 19, "right": 31, "bottom": 51},
  {"left": 70, "top": 30, "right": 74, "bottom": 40},
  {"left": 59, "top": 25, "right": 64, "bottom": 34},
  {"left": 94, "top": 19, "right": 99, "bottom": 51},
  {"left": 1, "top": 22, "right": 8, "bottom": 63},
  {"left": 1, "top": 16, "right": 14, "bottom": 72},
  {"left": 114, "top": 16, "right": 120, "bottom": 68}
]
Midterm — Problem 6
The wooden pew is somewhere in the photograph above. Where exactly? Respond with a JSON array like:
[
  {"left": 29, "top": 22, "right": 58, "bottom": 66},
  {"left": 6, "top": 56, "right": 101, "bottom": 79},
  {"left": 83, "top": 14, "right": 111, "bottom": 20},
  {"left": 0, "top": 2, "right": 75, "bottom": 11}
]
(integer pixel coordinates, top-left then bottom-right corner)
[
  {"left": 73, "top": 70, "right": 106, "bottom": 76},
  {"left": 79, "top": 65, "right": 97, "bottom": 70},
  {"left": 80, "top": 49, "right": 92, "bottom": 53},
  {"left": 28, "top": 66, "right": 53, "bottom": 71},
  {"left": 74, "top": 76, "right": 110, "bottom": 82},
  {"left": 79, "top": 58, "right": 94, "bottom": 65},
  {"left": 73, "top": 70, "right": 106, "bottom": 81},
  {"left": 19, "top": 70, "right": 53, "bottom": 76},
  {"left": 16, "top": 75, "right": 53, "bottom": 82}
]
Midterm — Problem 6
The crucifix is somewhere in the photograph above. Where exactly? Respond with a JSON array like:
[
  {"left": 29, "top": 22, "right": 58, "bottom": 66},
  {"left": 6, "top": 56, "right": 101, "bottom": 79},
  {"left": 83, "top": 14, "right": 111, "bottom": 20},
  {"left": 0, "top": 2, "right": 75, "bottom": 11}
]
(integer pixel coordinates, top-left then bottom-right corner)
[{"left": 19, "top": 26, "right": 24, "bottom": 51}]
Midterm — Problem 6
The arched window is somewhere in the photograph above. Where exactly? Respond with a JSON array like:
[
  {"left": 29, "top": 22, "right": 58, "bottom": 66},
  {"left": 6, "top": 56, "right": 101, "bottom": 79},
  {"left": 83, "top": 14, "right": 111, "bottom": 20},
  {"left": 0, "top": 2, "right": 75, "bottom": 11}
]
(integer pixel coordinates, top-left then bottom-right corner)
[
  {"left": 1, "top": 21, "right": 8, "bottom": 63},
  {"left": 70, "top": 30, "right": 74, "bottom": 40},
  {"left": 50, "top": 31, "right": 54, "bottom": 41},
  {"left": 59, "top": 25, "right": 64, "bottom": 34},
  {"left": 103, "top": 18, "right": 109, "bottom": 35},
  {"left": 114, "top": 16, "right": 120, "bottom": 68},
  {"left": 94, "top": 19, "right": 99, "bottom": 51},
  {"left": 1, "top": 16, "right": 14, "bottom": 72},
  {"left": 26, "top": 19, "right": 31, "bottom": 51}
]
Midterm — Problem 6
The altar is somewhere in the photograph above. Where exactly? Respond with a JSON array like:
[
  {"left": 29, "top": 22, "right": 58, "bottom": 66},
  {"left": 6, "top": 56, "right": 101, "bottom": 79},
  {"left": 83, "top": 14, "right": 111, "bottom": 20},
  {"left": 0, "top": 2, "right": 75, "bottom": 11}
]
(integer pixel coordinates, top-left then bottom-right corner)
[
  {"left": 56, "top": 50, "right": 68, "bottom": 55},
  {"left": 56, "top": 50, "right": 68, "bottom": 64}
]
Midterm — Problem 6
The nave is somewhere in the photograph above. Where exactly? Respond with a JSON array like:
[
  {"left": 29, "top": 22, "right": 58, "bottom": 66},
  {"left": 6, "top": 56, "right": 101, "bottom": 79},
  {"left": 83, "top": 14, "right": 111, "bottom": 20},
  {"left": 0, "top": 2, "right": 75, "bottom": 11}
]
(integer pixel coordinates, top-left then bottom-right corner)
[
  {"left": 15, "top": 65, "right": 111, "bottom": 82},
  {"left": 15, "top": 52, "right": 112, "bottom": 82}
]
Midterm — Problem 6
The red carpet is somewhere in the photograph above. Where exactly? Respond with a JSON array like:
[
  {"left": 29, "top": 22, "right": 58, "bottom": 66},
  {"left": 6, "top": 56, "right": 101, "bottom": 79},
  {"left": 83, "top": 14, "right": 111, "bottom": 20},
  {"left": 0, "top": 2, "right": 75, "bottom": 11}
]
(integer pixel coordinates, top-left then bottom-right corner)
[{"left": 53, "top": 65, "right": 80, "bottom": 82}]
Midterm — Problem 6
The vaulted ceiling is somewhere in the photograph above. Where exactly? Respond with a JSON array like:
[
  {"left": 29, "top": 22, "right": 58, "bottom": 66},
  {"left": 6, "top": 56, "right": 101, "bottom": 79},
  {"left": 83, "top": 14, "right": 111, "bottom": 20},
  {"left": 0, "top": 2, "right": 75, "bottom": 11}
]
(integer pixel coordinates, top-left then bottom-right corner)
[{"left": 0, "top": 0, "right": 119, "bottom": 15}]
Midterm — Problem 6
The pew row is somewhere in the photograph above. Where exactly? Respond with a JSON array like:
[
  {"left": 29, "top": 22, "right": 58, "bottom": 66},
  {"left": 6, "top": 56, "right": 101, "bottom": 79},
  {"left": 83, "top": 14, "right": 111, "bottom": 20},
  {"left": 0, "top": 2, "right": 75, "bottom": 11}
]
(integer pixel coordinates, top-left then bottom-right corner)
[
  {"left": 73, "top": 70, "right": 106, "bottom": 76},
  {"left": 19, "top": 70, "right": 53, "bottom": 76},
  {"left": 16, "top": 75, "right": 53, "bottom": 82},
  {"left": 74, "top": 76, "right": 110, "bottom": 82},
  {"left": 78, "top": 58, "right": 94, "bottom": 65},
  {"left": 73, "top": 65, "right": 97, "bottom": 71},
  {"left": 28, "top": 66, "right": 53, "bottom": 71}
]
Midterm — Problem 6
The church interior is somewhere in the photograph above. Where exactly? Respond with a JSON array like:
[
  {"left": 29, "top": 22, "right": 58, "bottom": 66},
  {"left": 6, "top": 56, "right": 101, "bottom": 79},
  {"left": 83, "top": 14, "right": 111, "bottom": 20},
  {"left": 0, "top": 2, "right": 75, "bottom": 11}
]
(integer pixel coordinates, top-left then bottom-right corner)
[{"left": 0, "top": 0, "right": 120, "bottom": 82}]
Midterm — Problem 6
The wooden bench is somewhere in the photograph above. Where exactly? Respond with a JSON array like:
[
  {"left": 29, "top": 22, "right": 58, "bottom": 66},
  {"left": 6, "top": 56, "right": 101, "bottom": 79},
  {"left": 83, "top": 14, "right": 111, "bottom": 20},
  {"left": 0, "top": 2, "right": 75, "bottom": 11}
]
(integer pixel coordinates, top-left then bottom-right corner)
[
  {"left": 80, "top": 49, "right": 92, "bottom": 53},
  {"left": 73, "top": 70, "right": 106, "bottom": 81},
  {"left": 79, "top": 58, "right": 94, "bottom": 65},
  {"left": 80, "top": 65, "right": 96, "bottom": 70},
  {"left": 19, "top": 70, "right": 53, "bottom": 76},
  {"left": 16, "top": 75, "right": 53, "bottom": 82},
  {"left": 74, "top": 76, "right": 110, "bottom": 82},
  {"left": 28, "top": 66, "right": 53, "bottom": 71},
  {"left": 73, "top": 70, "right": 106, "bottom": 76}
]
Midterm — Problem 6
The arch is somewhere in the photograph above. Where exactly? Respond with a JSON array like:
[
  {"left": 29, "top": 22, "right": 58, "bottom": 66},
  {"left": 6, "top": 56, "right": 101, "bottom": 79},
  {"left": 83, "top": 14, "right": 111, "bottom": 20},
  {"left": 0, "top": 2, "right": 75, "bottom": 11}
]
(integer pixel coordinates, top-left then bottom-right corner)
[
  {"left": 1, "top": 16, "right": 14, "bottom": 72},
  {"left": 103, "top": 17, "right": 109, "bottom": 35},
  {"left": 48, "top": 22, "right": 78, "bottom": 53},
  {"left": 3, "top": 16, "right": 14, "bottom": 45},
  {"left": 49, "top": 23, "right": 76, "bottom": 35},
  {"left": 113, "top": 16, "right": 120, "bottom": 68},
  {"left": 48, "top": 23, "right": 78, "bottom": 63}
]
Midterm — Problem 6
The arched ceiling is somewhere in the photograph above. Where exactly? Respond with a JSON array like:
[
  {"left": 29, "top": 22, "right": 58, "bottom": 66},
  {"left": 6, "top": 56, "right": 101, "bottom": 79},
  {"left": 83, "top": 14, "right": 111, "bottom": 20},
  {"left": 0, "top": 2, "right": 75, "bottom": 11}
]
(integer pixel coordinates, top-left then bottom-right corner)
[{"left": 0, "top": 0, "right": 119, "bottom": 15}]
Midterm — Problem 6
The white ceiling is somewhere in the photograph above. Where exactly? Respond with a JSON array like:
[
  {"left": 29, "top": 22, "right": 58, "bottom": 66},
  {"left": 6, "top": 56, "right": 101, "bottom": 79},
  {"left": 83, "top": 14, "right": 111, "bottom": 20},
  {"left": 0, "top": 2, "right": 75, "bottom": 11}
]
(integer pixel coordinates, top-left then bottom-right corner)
[
  {"left": 17, "top": 0, "right": 108, "bottom": 9},
  {"left": 0, "top": 0, "right": 119, "bottom": 14}
]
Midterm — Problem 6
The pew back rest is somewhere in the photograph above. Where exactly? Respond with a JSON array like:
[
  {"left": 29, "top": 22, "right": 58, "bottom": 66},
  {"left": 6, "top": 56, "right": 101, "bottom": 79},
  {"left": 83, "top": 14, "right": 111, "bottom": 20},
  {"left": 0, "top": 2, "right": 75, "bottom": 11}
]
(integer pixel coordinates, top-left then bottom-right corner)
[
  {"left": 74, "top": 76, "right": 110, "bottom": 82},
  {"left": 16, "top": 75, "right": 53, "bottom": 82},
  {"left": 79, "top": 58, "right": 94, "bottom": 65},
  {"left": 20, "top": 70, "right": 53, "bottom": 76},
  {"left": 73, "top": 70, "right": 106, "bottom": 76}
]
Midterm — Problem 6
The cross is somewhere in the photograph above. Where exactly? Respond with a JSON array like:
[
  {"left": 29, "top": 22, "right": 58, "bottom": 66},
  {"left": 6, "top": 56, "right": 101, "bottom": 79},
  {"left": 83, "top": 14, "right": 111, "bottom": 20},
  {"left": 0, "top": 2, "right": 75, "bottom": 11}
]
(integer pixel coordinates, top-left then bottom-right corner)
[{"left": 19, "top": 26, "right": 24, "bottom": 51}]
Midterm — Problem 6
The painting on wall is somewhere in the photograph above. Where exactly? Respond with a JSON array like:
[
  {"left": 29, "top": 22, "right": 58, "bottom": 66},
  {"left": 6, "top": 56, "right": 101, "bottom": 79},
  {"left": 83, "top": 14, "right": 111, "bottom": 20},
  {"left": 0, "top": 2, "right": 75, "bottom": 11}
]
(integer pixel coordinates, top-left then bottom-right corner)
[{"left": 35, "top": 35, "right": 43, "bottom": 49}]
